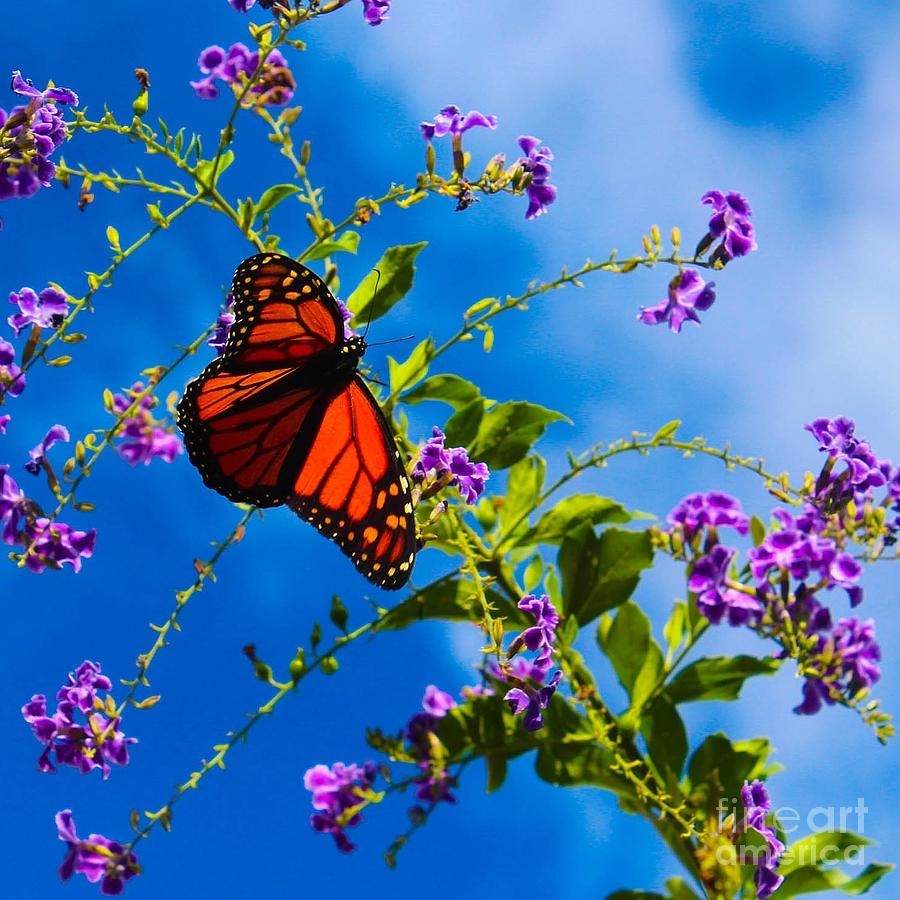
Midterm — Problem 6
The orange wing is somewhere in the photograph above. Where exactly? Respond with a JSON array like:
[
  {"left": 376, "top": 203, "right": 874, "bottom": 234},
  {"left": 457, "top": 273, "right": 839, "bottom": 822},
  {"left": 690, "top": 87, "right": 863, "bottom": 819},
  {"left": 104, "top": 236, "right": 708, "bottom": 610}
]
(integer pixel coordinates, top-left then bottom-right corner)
[
  {"left": 288, "top": 376, "right": 417, "bottom": 590},
  {"left": 224, "top": 252, "right": 343, "bottom": 367}
]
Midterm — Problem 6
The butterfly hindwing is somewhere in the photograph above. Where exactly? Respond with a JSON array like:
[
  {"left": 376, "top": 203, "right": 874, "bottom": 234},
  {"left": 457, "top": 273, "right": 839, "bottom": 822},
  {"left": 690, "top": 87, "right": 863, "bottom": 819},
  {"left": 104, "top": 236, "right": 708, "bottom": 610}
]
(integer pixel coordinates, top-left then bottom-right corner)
[
  {"left": 177, "top": 252, "right": 417, "bottom": 589},
  {"left": 287, "top": 376, "right": 417, "bottom": 590}
]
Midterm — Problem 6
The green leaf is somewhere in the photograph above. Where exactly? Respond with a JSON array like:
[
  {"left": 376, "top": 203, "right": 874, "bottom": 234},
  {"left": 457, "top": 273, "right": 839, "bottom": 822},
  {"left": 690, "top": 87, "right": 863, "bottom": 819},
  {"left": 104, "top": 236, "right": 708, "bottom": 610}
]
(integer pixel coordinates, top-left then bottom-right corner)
[
  {"left": 388, "top": 338, "right": 435, "bottom": 396},
  {"left": 780, "top": 832, "right": 872, "bottom": 877},
  {"left": 667, "top": 655, "right": 781, "bottom": 704},
  {"left": 379, "top": 577, "right": 527, "bottom": 632},
  {"left": 301, "top": 230, "right": 361, "bottom": 262},
  {"left": 443, "top": 397, "right": 485, "bottom": 448},
  {"left": 640, "top": 693, "right": 688, "bottom": 779},
  {"left": 522, "top": 494, "right": 634, "bottom": 547},
  {"left": 194, "top": 150, "right": 234, "bottom": 187},
  {"left": 523, "top": 555, "right": 543, "bottom": 593},
  {"left": 401, "top": 373, "right": 482, "bottom": 411},
  {"left": 560, "top": 526, "right": 654, "bottom": 625},
  {"left": 777, "top": 863, "right": 893, "bottom": 897},
  {"left": 535, "top": 739, "right": 631, "bottom": 795},
  {"left": 599, "top": 600, "right": 655, "bottom": 694},
  {"left": 498, "top": 454, "right": 546, "bottom": 542},
  {"left": 485, "top": 753, "right": 507, "bottom": 793},
  {"left": 663, "top": 601, "right": 687, "bottom": 662},
  {"left": 652, "top": 419, "right": 682, "bottom": 442},
  {"left": 254, "top": 183, "right": 302, "bottom": 219},
  {"left": 687, "top": 733, "right": 767, "bottom": 803},
  {"left": 750, "top": 514, "right": 767, "bottom": 546},
  {"left": 345, "top": 242, "right": 427, "bottom": 324},
  {"left": 468, "top": 401, "right": 569, "bottom": 470},
  {"left": 664, "top": 877, "right": 702, "bottom": 900}
]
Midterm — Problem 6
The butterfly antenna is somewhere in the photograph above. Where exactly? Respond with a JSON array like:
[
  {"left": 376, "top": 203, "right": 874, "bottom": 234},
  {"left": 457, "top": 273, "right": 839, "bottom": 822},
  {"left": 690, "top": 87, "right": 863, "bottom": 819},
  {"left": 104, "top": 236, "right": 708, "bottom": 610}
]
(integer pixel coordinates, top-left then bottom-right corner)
[
  {"left": 366, "top": 334, "right": 416, "bottom": 348},
  {"left": 362, "top": 268, "right": 381, "bottom": 340}
]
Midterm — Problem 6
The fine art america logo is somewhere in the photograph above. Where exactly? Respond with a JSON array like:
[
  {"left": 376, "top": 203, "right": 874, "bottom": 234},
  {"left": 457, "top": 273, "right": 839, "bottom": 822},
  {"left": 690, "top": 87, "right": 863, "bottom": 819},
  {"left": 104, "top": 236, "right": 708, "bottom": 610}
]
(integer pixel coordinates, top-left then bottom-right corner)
[{"left": 717, "top": 797, "right": 870, "bottom": 867}]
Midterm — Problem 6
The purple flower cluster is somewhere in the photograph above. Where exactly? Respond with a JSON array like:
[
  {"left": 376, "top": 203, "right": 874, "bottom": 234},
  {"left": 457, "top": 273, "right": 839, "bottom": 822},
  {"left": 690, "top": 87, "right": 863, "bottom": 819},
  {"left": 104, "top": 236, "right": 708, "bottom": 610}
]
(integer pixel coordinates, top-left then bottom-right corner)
[
  {"left": 1, "top": 72, "right": 78, "bottom": 224},
  {"left": 795, "top": 616, "right": 881, "bottom": 716},
  {"left": 689, "top": 544, "right": 762, "bottom": 626},
  {"left": 110, "top": 383, "right": 183, "bottom": 466},
  {"left": 516, "top": 135, "right": 557, "bottom": 220},
  {"left": 22, "top": 661, "right": 135, "bottom": 778},
  {"left": 207, "top": 295, "right": 235, "bottom": 356},
  {"left": 638, "top": 269, "right": 717, "bottom": 333},
  {"left": 700, "top": 190, "right": 757, "bottom": 263},
  {"left": 805, "top": 416, "right": 895, "bottom": 513},
  {"left": 667, "top": 491, "right": 750, "bottom": 541},
  {"left": 495, "top": 595, "right": 562, "bottom": 732},
  {"left": 738, "top": 781, "right": 784, "bottom": 900},
  {"left": 57, "top": 810, "right": 140, "bottom": 896},
  {"left": 404, "top": 685, "right": 459, "bottom": 807},
  {"left": 1, "top": 464, "right": 96, "bottom": 572},
  {"left": 362, "top": 0, "right": 391, "bottom": 25},
  {"left": 191, "top": 43, "right": 295, "bottom": 107},
  {"left": 748, "top": 507, "right": 863, "bottom": 605},
  {"left": 303, "top": 761, "right": 378, "bottom": 852},
  {"left": 412, "top": 426, "right": 490, "bottom": 504},
  {"left": 8, "top": 284, "right": 68, "bottom": 337}
]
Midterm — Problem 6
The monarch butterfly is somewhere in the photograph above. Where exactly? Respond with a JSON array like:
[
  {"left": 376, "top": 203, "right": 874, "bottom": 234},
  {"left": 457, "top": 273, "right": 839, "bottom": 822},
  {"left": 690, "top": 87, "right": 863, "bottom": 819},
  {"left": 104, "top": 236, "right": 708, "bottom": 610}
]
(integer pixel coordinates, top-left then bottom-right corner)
[{"left": 176, "top": 253, "right": 417, "bottom": 590}]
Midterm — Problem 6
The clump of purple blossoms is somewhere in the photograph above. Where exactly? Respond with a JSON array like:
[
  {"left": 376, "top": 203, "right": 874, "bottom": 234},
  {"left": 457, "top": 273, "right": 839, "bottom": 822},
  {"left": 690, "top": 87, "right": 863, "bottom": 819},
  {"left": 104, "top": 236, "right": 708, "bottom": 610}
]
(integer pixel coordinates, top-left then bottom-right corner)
[
  {"left": 23, "top": 661, "right": 135, "bottom": 778},
  {"left": 228, "top": 0, "right": 256, "bottom": 10},
  {"left": 412, "top": 426, "right": 490, "bottom": 504},
  {"left": 638, "top": 269, "right": 717, "bottom": 333},
  {"left": 698, "top": 190, "right": 757, "bottom": 264},
  {"left": 795, "top": 617, "right": 881, "bottom": 716},
  {"left": 516, "top": 135, "right": 557, "bottom": 220},
  {"left": 689, "top": 544, "right": 762, "bottom": 626},
  {"left": 804, "top": 416, "right": 892, "bottom": 513},
  {"left": 0, "top": 337, "right": 26, "bottom": 398},
  {"left": 25, "top": 423, "right": 69, "bottom": 475},
  {"left": 207, "top": 295, "right": 235, "bottom": 356},
  {"left": 737, "top": 780, "right": 784, "bottom": 900},
  {"left": 110, "top": 383, "right": 183, "bottom": 466},
  {"left": 1, "top": 463, "right": 96, "bottom": 571},
  {"left": 362, "top": 0, "right": 391, "bottom": 24},
  {"left": 1, "top": 72, "right": 78, "bottom": 223},
  {"left": 668, "top": 491, "right": 750, "bottom": 541},
  {"left": 497, "top": 595, "right": 562, "bottom": 732},
  {"left": 56, "top": 810, "right": 140, "bottom": 896},
  {"left": 420, "top": 104, "right": 498, "bottom": 143},
  {"left": 191, "top": 44, "right": 295, "bottom": 107},
  {"left": 303, "top": 761, "right": 378, "bottom": 852},
  {"left": 8, "top": 285, "right": 68, "bottom": 337},
  {"left": 0, "top": 413, "right": 9, "bottom": 433},
  {"left": 404, "top": 685, "right": 459, "bottom": 807}
]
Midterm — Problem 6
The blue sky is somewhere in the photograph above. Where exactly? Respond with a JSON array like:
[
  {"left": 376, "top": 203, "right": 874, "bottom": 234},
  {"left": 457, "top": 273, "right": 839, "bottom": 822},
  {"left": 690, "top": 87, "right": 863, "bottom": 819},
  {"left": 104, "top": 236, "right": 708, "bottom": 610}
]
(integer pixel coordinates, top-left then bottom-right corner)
[{"left": 2, "top": 1, "right": 898, "bottom": 897}]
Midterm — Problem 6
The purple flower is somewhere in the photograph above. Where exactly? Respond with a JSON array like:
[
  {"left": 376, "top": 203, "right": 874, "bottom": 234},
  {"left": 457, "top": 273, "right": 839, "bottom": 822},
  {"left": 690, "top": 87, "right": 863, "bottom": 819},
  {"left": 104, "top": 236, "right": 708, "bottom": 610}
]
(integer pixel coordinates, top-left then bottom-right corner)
[
  {"left": 413, "top": 765, "right": 457, "bottom": 804},
  {"left": 667, "top": 491, "right": 749, "bottom": 540},
  {"left": 509, "top": 594, "right": 559, "bottom": 672},
  {"left": 110, "top": 383, "right": 183, "bottom": 466},
  {"left": 361, "top": 0, "right": 391, "bottom": 25},
  {"left": 336, "top": 296, "right": 357, "bottom": 340},
  {"left": 1, "top": 72, "right": 77, "bottom": 223},
  {"left": 207, "top": 296, "right": 235, "bottom": 355},
  {"left": 0, "top": 338, "right": 25, "bottom": 398},
  {"left": 191, "top": 43, "right": 295, "bottom": 107},
  {"left": 228, "top": 0, "right": 256, "bottom": 10},
  {"left": 22, "top": 518, "right": 96, "bottom": 573},
  {"left": 516, "top": 135, "right": 557, "bottom": 220},
  {"left": 0, "top": 464, "right": 30, "bottom": 543},
  {"left": 412, "top": 426, "right": 490, "bottom": 504},
  {"left": 738, "top": 781, "right": 784, "bottom": 899},
  {"left": 504, "top": 670, "right": 562, "bottom": 732},
  {"left": 700, "top": 190, "right": 757, "bottom": 262},
  {"left": 420, "top": 104, "right": 498, "bottom": 142},
  {"left": 8, "top": 285, "right": 68, "bottom": 337},
  {"left": 25, "top": 423, "right": 69, "bottom": 474},
  {"left": 56, "top": 810, "right": 140, "bottom": 895},
  {"left": 303, "top": 761, "right": 377, "bottom": 853},
  {"left": 0, "top": 413, "right": 8, "bottom": 433},
  {"left": 689, "top": 545, "right": 763, "bottom": 626},
  {"left": 638, "top": 269, "right": 717, "bottom": 333},
  {"left": 422, "top": 684, "right": 457, "bottom": 717}
]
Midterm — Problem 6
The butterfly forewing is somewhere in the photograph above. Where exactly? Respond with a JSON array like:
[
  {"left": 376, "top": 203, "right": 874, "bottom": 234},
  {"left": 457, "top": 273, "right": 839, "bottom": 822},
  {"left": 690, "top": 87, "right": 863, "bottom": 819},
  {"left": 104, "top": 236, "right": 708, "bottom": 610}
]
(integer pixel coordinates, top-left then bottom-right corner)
[{"left": 177, "top": 252, "right": 417, "bottom": 590}]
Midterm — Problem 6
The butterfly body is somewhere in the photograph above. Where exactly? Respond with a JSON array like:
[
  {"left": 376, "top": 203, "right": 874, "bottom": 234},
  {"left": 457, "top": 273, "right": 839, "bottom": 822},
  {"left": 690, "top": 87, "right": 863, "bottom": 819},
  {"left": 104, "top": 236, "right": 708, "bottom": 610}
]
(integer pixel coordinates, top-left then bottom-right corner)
[{"left": 177, "top": 253, "right": 417, "bottom": 590}]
